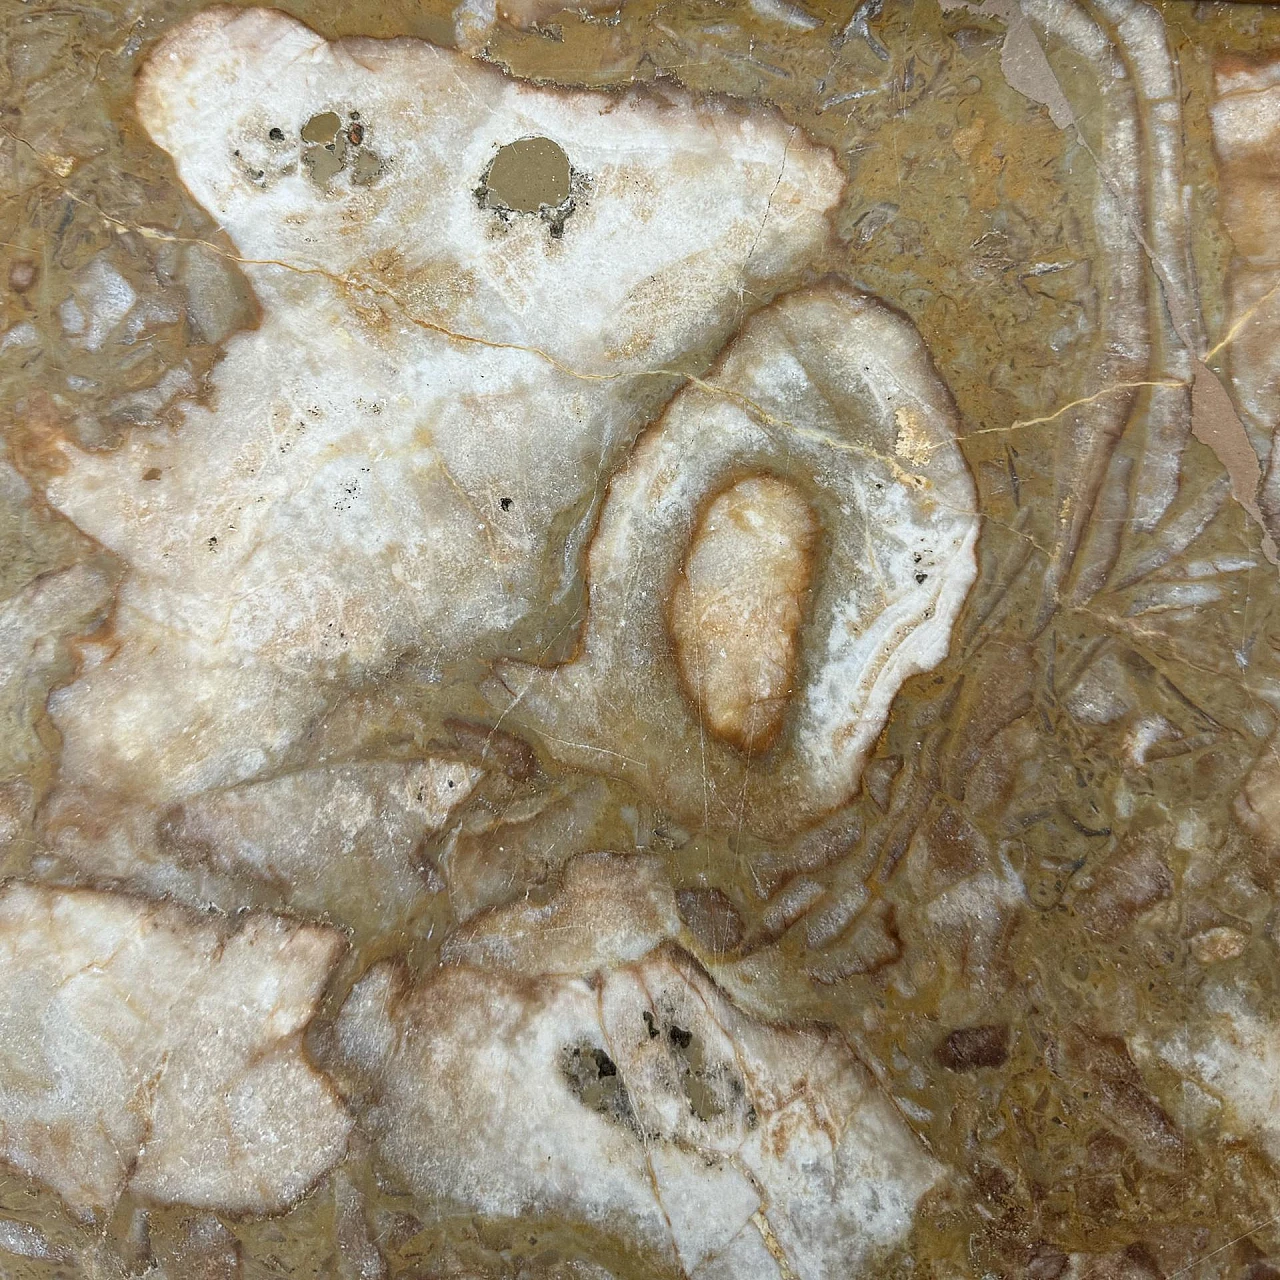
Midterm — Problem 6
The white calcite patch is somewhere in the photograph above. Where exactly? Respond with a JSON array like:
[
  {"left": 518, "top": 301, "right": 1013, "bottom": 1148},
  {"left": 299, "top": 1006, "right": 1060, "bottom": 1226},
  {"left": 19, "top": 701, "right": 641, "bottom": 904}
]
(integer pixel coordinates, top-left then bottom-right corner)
[
  {"left": 41, "top": 5, "right": 843, "bottom": 814},
  {"left": 1149, "top": 984, "right": 1280, "bottom": 1166},
  {"left": 334, "top": 855, "right": 939, "bottom": 1279},
  {"left": 0, "top": 559, "right": 112, "bottom": 786},
  {"left": 442, "top": 850, "right": 681, "bottom": 974},
  {"left": 498, "top": 283, "right": 979, "bottom": 838},
  {"left": 0, "top": 885, "right": 349, "bottom": 1218},
  {"left": 0, "top": 1218, "right": 57, "bottom": 1262},
  {"left": 44, "top": 758, "right": 480, "bottom": 936},
  {"left": 56, "top": 254, "right": 138, "bottom": 353}
]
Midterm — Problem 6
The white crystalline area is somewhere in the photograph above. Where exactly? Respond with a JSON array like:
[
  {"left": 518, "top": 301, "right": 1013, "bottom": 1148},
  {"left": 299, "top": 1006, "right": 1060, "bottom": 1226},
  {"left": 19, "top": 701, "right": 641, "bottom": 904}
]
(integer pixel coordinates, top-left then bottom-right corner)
[
  {"left": 1152, "top": 984, "right": 1280, "bottom": 1165},
  {"left": 56, "top": 254, "right": 138, "bottom": 353},
  {"left": 45, "top": 758, "right": 481, "bottom": 936},
  {"left": 0, "top": 884, "right": 350, "bottom": 1218},
  {"left": 42, "top": 5, "right": 843, "bottom": 809},
  {"left": 335, "top": 854, "right": 939, "bottom": 1279}
]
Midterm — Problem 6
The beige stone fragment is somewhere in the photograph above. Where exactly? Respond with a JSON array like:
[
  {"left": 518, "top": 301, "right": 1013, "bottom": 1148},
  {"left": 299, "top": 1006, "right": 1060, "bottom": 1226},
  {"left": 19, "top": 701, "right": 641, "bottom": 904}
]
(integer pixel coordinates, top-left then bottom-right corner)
[
  {"left": 1235, "top": 743, "right": 1280, "bottom": 849},
  {"left": 1190, "top": 927, "right": 1248, "bottom": 966},
  {"left": 0, "top": 560, "right": 112, "bottom": 784},
  {"left": 670, "top": 475, "right": 817, "bottom": 754}
]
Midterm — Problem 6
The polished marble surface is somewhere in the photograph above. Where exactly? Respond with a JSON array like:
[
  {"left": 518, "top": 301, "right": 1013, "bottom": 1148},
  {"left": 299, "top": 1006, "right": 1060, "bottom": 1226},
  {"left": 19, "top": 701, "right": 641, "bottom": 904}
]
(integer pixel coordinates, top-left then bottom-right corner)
[{"left": 3, "top": 0, "right": 1280, "bottom": 1276}]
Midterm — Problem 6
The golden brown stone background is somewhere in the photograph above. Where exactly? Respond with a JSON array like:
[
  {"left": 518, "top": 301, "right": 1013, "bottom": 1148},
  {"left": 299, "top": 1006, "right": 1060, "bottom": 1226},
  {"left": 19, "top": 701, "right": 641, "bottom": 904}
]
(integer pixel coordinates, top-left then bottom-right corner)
[{"left": 6, "top": 0, "right": 1280, "bottom": 1277}]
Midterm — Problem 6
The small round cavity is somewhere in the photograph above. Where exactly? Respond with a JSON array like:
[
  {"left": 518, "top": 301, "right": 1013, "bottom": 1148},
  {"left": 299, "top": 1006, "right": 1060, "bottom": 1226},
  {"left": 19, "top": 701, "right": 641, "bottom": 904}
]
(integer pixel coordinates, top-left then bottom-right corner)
[
  {"left": 483, "top": 136, "right": 571, "bottom": 214},
  {"left": 300, "top": 111, "right": 342, "bottom": 144}
]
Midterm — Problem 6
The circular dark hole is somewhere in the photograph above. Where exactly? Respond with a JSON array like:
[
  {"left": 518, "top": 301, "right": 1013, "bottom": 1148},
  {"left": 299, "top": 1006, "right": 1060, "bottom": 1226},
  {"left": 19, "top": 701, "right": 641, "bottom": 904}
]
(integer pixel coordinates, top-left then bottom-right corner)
[
  {"left": 483, "top": 137, "right": 571, "bottom": 214},
  {"left": 268, "top": 127, "right": 284, "bottom": 141},
  {"left": 500, "top": 496, "right": 513, "bottom": 511}
]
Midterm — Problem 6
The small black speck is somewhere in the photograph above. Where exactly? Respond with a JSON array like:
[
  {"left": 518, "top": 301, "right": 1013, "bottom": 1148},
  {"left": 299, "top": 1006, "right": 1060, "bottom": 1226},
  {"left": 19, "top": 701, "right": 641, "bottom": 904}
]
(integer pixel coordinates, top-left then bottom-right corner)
[
  {"left": 268, "top": 127, "right": 284, "bottom": 141},
  {"left": 642, "top": 1011, "right": 659, "bottom": 1040},
  {"left": 500, "top": 496, "right": 513, "bottom": 511},
  {"left": 447, "top": 779, "right": 455, "bottom": 788},
  {"left": 206, "top": 536, "right": 218, "bottom": 550},
  {"left": 915, "top": 571, "right": 928, "bottom": 584},
  {"left": 912, "top": 552, "right": 922, "bottom": 563},
  {"left": 669, "top": 1025, "right": 693, "bottom": 1049}
]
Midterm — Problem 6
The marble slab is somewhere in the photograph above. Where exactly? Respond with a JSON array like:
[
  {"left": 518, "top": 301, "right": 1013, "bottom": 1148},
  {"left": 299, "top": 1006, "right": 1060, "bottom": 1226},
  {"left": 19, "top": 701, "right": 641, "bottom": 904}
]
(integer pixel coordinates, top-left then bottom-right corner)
[{"left": 4, "top": 0, "right": 1280, "bottom": 1276}]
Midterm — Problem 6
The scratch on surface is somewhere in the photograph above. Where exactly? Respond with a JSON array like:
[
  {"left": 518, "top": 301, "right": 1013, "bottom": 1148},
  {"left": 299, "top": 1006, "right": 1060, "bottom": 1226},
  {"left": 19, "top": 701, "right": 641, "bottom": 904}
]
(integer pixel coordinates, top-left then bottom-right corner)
[
  {"left": 957, "top": 367, "right": 1280, "bottom": 567},
  {"left": 743, "top": 125, "right": 796, "bottom": 277},
  {"left": 961, "top": 380, "right": 1186, "bottom": 446},
  {"left": 1204, "top": 273, "right": 1280, "bottom": 364},
  {"left": 61, "top": 188, "right": 924, "bottom": 483}
]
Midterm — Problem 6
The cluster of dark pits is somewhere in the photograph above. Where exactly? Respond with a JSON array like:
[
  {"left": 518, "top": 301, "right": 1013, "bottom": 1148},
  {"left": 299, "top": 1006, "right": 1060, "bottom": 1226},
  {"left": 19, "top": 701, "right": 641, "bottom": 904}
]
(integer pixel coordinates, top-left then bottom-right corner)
[
  {"left": 561, "top": 1042, "right": 637, "bottom": 1130},
  {"left": 240, "top": 117, "right": 578, "bottom": 231},
  {"left": 298, "top": 110, "right": 385, "bottom": 187},
  {"left": 561, "top": 1010, "right": 753, "bottom": 1136},
  {"left": 236, "top": 110, "right": 386, "bottom": 189}
]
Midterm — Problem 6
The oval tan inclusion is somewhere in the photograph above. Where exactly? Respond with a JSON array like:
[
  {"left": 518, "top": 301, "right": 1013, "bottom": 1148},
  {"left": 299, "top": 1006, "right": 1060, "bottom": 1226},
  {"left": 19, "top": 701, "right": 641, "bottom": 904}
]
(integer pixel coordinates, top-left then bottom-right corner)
[{"left": 670, "top": 474, "right": 818, "bottom": 755}]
